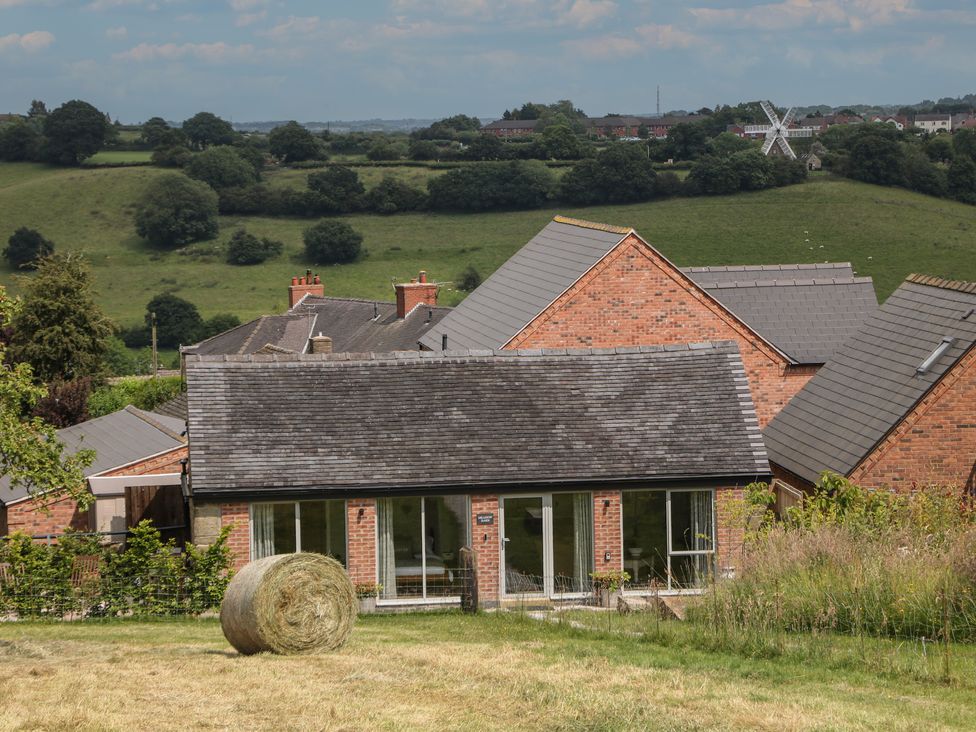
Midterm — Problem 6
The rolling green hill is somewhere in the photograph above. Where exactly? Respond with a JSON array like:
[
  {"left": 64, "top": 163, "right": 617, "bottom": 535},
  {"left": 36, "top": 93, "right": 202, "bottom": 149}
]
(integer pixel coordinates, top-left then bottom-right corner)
[{"left": 1, "top": 162, "right": 974, "bottom": 329}]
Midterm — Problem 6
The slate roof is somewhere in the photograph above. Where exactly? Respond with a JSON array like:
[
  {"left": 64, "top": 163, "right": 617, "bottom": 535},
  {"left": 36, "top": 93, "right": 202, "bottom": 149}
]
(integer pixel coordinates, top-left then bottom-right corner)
[
  {"left": 763, "top": 274, "right": 976, "bottom": 485},
  {"left": 185, "top": 343, "right": 769, "bottom": 499},
  {"left": 420, "top": 217, "right": 878, "bottom": 364},
  {"left": 0, "top": 406, "right": 186, "bottom": 506},
  {"left": 682, "top": 265, "right": 878, "bottom": 364},
  {"left": 186, "top": 297, "right": 452, "bottom": 356}
]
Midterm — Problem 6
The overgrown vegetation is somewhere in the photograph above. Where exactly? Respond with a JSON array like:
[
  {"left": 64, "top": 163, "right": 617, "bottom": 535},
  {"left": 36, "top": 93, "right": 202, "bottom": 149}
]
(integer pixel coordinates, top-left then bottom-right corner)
[
  {"left": 87, "top": 375, "right": 183, "bottom": 417},
  {"left": 695, "top": 476, "right": 976, "bottom": 653},
  {"left": 0, "top": 521, "right": 232, "bottom": 617}
]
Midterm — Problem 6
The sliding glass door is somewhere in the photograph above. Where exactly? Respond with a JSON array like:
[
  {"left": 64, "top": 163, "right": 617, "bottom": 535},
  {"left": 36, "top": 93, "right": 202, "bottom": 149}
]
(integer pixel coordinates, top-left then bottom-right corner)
[{"left": 501, "top": 493, "right": 593, "bottom": 598}]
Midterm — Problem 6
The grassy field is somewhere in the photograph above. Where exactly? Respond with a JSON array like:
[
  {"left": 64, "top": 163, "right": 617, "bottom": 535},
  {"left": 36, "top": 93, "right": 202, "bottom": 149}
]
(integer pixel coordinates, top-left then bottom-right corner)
[
  {"left": 83, "top": 150, "right": 154, "bottom": 165},
  {"left": 1, "top": 161, "right": 974, "bottom": 328},
  {"left": 263, "top": 163, "right": 447, "bottom": 191},
  {"left": 1, "top": 613, "right": 974, "bottom": 731}
]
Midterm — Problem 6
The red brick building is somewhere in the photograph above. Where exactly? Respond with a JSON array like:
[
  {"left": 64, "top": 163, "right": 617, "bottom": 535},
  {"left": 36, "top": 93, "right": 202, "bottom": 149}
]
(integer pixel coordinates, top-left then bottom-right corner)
[
  {"left": 419, "top": 216, "right": 878, "bottom": 428},
  {"left": 186, "top": 346, "right": 770, "bottom": 608},
  {"left": 1, "top": 406, "right": 187, "bottom": 541},
  {"left": 764, "top": 274, "right": 976, "bottom": 493}
]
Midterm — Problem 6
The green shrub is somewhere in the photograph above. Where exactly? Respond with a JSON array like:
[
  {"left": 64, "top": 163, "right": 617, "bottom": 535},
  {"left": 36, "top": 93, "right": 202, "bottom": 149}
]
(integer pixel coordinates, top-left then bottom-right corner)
[
  {"left": 3, "top": 227, "right": 55, "bottom": 270},
  {"left": 303, "top": 220, "right": 363, "bottom": 264},
  {"left": 88, "top": 375, "right": 183, "bottom": 417},
  {"left": 134, "top": 174, "right": 219, "bottom": 248},
  {"left": 456, "top": 265, "right": 482, "bottom": 292},
  {"left": 184, "top": 145, "right": 258, "bottom": 190},
  {"left": 226, "top": 229, "right": 284, "bottom": 265}
]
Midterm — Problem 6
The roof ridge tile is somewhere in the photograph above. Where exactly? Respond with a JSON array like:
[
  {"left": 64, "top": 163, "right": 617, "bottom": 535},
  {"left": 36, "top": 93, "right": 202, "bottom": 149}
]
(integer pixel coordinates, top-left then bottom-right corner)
[{"left": 551, "top": 215, "right": 632, "bottom": 235}]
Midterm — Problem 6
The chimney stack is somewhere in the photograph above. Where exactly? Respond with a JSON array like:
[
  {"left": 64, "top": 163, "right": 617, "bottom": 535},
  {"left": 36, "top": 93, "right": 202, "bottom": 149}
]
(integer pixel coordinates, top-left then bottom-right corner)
[
  {"left": 309, "top": 333, "right": 333, "bottom": 354},
  {"left": 288, "top": 269, "right": 325, "bottom": 308},
  {"left": 394, "top": 269, "right": 438, "bottom": 319}
]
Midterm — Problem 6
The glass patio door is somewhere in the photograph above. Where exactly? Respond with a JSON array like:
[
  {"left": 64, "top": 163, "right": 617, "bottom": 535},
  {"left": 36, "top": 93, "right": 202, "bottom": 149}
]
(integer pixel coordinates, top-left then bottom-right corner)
[{"left": 501, "top": 493, "right": 593, "bottom": 598}]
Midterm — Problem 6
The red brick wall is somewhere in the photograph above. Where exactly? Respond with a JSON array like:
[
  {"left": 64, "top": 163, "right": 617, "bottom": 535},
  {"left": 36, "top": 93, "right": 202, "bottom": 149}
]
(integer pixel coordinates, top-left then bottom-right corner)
[
  {"left": 850, "top": 345, "right": 976, "bottom": 492},
  {"left": 470, "top": 494, "right": 500, "bottom": 604},
  {"left": 4, "top": 495, "right": 90, "bottom": 538},
  {"left": 507, "top": 234, "right": 809, "bottom": 427},
  {"left": 346, "top": 498, "right": 376, "bottom": 585},
  {"left": 101, "top": 447, "right": 187, "bottom": 477},
  {"left": 593, "top": 490, "right": 622, "bottom": 573},
  {"left": 220, "top": 503, "right": 250, "bottom": 569}
]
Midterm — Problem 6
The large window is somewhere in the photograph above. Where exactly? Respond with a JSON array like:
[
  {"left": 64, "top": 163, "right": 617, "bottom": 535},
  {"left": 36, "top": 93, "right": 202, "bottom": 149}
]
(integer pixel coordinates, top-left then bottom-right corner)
[
  {"left": 621, "top": 489, "right": 715, "bottom": 591},
  {"left": 376, "top": 496, "right": 469, "bottom": 601},
  {"left": 251, "top": 500, "right": 346, "bottom": 565}
]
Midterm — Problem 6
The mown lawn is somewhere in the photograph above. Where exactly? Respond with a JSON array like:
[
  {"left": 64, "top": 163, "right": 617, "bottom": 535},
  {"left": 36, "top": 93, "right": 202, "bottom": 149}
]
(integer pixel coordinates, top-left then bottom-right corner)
[
  {"left": 83, "top": 150, "right": 154, "bottom": 165},
  {"left": 1, "top": 161, "right": 974, "bottom": 328},
  {"left": 0, "top": 613, "right": 974, "bottom": 731}
]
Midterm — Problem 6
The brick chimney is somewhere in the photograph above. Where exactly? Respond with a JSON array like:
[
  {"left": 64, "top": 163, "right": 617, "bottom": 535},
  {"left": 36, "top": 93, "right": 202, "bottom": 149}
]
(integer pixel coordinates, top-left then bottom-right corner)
[
  {"left": 288, "top": 269, "right": 324, "bottom": 308},
  {"left": 394, "top": 270, "right": 438, "bottom": 319},
  {"left": 309, "top": 333, "right": 333, "bottom": 354}
]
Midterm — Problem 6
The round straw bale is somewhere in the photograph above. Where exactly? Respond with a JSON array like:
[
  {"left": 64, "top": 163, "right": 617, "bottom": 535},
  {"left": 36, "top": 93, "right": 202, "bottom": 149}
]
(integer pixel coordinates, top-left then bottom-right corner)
[{"left": 220, "top": 553, "right": 356, "bottom": 655}]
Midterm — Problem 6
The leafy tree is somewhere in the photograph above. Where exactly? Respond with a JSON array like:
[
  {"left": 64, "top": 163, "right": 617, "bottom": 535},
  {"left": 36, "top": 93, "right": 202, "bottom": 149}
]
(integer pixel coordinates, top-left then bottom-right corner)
[
  {"left": 769, "top": 156, "right": 808, "bottom": 186},
  {"left": 32, "top": 377, "right": 93, "bottom": 428},
  {"left": 27, "top": 99, "right": 47, "bottom": 118},
  {"left": 953, "top": 129, "right": 976, "bottom": 162},
  {"left": 707, "top": 132, "right": 753, "bottom": 158},
  {"left": 4, "top": 227, "right": 54, "bottom": 270},
  {"left": 456, "top": 265, "right": 482, "bottom": 292},
  {"left": 151, "top": 144, "right": 193, "bottom": 168},
  {"left": 848, "top": 134, "right": 905, "bottom": 186},
  {"left": 141, "top": 117, "right": 175, "bottom": 148},
  {"left": 8, "top": 254, "right": 114, "bottom": 383},
  {"left": 307, "top": 166, "right": 365, "bottom": 210},
  {"left": 226, "top": 229, "right": 284, "bottom": 265},
  {"left": 42, "top": 99, "right": 111, "bottom": 164},
  {"left": 0, "top": 288, "right": 94, "bottom": 505},
  {"left": 0, "top": 121, "right": 42, "bottom": 161},
  {"left": 303, "top": 220, "right": 363, "bottom": 265},
  {"left": 409, "top": 139, "right": 439, "bottom": 160},
  {"left": 363, "top": 176, "right": 426, "bottom": 214},
  {"left": 730, "top": 150, "right": 773, "bottom": 190},
  {"left": 134, "top": 174, "right": 219, "bottom": 247},
  {"left": 428, "top": 161, "right": 555, "bottom": 211},
  {"left": 268, "top": 121, "right": 322, "bottom": 162},
  {"left": 200, "top": 313, "right": 242, "bottom": 340},
  {"left": 145, "top": 293, "right": 204, "bottom": 348},
  {"left": 541, "top": 124, "right": 582, "bottom": 159},
  {"left": 637, "top": 123, "right": 650, "bottom": 140},
  {"left": 947, "top": 156, "right": 976, "bottom": 204},
  {"left": 686, "top": 156, "right": 740, "bottom": 195},
  {"left": 233, "top": 138, "right": 267, "bottom": 174},
  {"left": 666, "top": 122, "right": 709, "bottom": 160},
  {"left": 903, "top": 147, "right": 948, "bottom": 198},
  {"left": 184, "top": 146, "right": 257, "bottom": 190},
  {"left": 464, "top": 133, "right": 507, "bottom": 161},
  {"left": 924, "top": 135, "right": 954, "bottom": 163},
  {"left": 182, "top": 111, "right": 236, "bottom": 150},
  {"left": 88, "top": 375, "right": 183, "bottom": 418},
  {"left": 366, "top": 140, "right": 405, "bottom": 161},
  {"left": 559, "top": 144, "right": 656, "bottom": 205}
]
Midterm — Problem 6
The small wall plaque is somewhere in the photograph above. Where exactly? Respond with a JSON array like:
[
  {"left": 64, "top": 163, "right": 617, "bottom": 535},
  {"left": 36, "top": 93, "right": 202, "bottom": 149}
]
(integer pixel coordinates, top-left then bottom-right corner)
[{"left": 476, "top": 513, "right": 494, "bottom": 525}]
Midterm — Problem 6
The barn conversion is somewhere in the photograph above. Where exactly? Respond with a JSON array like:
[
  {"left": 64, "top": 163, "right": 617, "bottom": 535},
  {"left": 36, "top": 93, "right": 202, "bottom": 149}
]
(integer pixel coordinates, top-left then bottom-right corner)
[
  {"left": 185, "top": 345, "right": 769, "bottom": 607},
  {"left": 764, "top": 274, "right": 976, "bottom": 493}
]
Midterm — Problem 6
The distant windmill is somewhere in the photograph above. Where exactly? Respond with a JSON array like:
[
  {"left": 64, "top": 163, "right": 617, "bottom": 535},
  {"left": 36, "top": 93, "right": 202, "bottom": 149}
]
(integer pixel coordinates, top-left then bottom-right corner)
[{"left": 744, "top": 101, "right": 817, "bottom": 159}]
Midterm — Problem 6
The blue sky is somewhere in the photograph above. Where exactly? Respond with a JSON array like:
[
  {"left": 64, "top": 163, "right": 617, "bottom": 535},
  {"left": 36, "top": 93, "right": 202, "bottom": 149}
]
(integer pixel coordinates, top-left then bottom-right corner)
[{"left": 1, "top": 1, "right": 974, "bottom": 123}]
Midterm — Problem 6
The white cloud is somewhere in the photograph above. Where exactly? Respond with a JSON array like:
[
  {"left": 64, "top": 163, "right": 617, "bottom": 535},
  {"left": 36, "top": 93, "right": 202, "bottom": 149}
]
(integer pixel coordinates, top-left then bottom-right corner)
[
  {"left": 86, "top": 0, "right": 142, "bottom": 10},
  {"left": 105, "top": 26, "right": 128, "bottom": 39},
  {"left": 113, "top": 41, "right": 254, "bottom": 63},
  {"left": 260, "top": 15, "right": 322, "bottom": 41},
  {"left": 0, "top": 30, "right": 55, "bottom": 53},
  {"left": 554, "top": 0, "right": 616, "bottom": 28},
  {"left": 0, "top": 0, "right": 30, "bottom": 7},
  {"left": 228, "top": 0, "right": 268, "bottom": 10},
  {"left": 235, "top": 10, "right": 266, "bottom": 27},
  {"left": 689, "top": 0, "right": 914, "bottom": 33},
  {"left": 375, "top": 19, "right": 474, "bottom": 40},
  {"left": 563, "top": 33, "right": 641, "bottom": 59},
  {"left": 634, "top": 23, "right": 703, "bottom": 49}
]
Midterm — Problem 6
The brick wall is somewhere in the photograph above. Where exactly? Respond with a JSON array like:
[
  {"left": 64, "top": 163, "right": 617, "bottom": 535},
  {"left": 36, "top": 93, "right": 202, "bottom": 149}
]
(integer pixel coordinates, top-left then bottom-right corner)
[
  {"left": 850, "top": 345, "right": 976, "bottom": 492},
  {"left": 507, "top": 234, "right": 810, "bottom": 427},
  {"left": 346, "top": 498, "right": 376, "bottom": 585},
  {"left": 220, "top": 502, "right": 250, "bottom": 569},
  {"left": 715, "top": 486, "right": 745, "bottom": 578},
  {"left": 101, "top": 446, "right": 187, "bottom": 477},
  {"left": 593, "top": 490, "right": 622, "bottom": 573},
  {"left": 470, "top": 494, "right": 500, "bottom": 605},
  {"left": 4, "top": 495, "right": 90, "bottom": 538}
]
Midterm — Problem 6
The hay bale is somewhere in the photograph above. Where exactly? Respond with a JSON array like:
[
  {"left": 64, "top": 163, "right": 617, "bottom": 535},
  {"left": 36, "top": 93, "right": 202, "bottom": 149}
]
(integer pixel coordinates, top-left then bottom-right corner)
[{"left": 220, "top": 553, "right": 356, "bottom": 655}]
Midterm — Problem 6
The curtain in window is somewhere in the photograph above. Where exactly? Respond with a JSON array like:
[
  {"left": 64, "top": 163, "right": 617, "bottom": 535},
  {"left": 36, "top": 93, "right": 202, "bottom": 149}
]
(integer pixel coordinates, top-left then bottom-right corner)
[
  {"left": 688, "top": 491, "right": 714, "bottom": 587},
  {"left": 572, "top": 493, "right": 593, "bottom": 593},
  {"left": 376, "top": 498, "right": 397, "bottom": 600},
  {"left": 252, "top": 503, "right": 275, "bottom": 559}
]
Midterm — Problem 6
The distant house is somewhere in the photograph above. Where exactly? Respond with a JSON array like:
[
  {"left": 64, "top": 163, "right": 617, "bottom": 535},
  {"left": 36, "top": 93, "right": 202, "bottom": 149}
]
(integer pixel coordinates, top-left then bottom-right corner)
[
  {"left": 480, "top": 114, "right": 701, "bottom": 140},
  {"left": 420, "top": 216, "right": 878, "bottom": 427},
  {"left": 480, "top": 119, "right": 538, "bottom": 137},
  {"left": 183, "top": 270, "right": 451, "bottom": 357},
  {"left": 0, "top": 406, "right": 187, "bottom": 542},
  {"left": 185, "top": 344, "right": 770, "bottom": 606},
  {"left": 764, "top": 274, "right": 976, "bottom": 493},
  {"left": 914, "top": 113, "right": 952, "bottom": 133},
  {"left": 800, "top": 152, "right": 822, "bottom": 171},
  {"left": 869, "top": 115, "right": 907, "bottom": 130}
]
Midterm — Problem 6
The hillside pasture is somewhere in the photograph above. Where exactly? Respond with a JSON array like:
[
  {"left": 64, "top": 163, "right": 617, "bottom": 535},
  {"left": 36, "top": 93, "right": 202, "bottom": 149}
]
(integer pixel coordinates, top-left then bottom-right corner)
[
  {"left": 0, "top": 161, "right": 974, "bottom": 329},
  {"left": 0, "top": 614, "right": 974, "bottom": 731}
]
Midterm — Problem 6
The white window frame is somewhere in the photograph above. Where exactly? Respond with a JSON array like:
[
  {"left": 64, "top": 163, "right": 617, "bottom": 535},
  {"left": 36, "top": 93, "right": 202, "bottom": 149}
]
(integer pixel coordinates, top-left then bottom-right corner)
[{"left": 621, "top": 487, "right": 717, "bottom": 596}]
